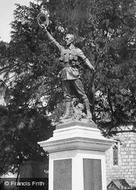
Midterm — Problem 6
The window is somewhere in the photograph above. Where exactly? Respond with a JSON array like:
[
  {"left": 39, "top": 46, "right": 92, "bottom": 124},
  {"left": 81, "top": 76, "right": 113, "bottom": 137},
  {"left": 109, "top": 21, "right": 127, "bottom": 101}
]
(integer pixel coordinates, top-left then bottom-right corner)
[{"left": 113, "top": 142, "right": 119, "bottom": 166}]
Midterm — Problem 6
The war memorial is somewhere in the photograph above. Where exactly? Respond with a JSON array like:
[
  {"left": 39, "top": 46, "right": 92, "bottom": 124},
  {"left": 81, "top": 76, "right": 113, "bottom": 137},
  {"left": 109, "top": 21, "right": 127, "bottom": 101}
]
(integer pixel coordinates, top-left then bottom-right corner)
[{"left": 37, "top": 5, "right": 114, "bottom": 190}]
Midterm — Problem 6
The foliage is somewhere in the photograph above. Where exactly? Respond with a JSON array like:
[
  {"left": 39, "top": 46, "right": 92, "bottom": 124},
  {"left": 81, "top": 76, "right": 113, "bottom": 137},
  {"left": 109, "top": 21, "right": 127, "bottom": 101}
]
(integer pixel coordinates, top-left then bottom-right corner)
[
  {"left": 0, "top": 40, "right": 53, "bottom": 175},
  {"left": 0, "top": 106, "right": 52, "bottom": 175}
]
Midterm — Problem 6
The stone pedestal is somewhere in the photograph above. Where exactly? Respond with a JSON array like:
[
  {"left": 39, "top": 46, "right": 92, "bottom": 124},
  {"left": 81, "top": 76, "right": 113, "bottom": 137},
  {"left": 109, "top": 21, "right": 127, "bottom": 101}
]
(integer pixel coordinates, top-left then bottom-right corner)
[{"left": 38, "top": 121, "right": 113, "bottom": 190}]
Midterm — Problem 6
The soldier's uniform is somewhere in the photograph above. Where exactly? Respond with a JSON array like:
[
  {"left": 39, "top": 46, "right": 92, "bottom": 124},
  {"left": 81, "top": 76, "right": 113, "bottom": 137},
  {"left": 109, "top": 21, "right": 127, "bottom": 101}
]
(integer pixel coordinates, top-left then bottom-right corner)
[{"left": 58, "top": 44, "right": 88, "bottom": 102}]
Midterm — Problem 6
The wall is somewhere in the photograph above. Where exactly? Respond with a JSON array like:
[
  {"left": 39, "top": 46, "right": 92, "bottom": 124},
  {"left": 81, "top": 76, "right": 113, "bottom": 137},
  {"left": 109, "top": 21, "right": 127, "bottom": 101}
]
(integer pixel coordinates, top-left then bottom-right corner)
[{"left": 106, "top": 127, "right": 136, "bottom": 187}]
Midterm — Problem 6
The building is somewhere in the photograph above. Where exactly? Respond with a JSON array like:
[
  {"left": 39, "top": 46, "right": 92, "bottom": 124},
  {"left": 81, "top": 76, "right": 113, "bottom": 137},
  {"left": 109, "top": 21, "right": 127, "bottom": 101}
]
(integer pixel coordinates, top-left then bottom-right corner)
[{"left": 106, "top": 126, "right": 136, "bottom": 187}]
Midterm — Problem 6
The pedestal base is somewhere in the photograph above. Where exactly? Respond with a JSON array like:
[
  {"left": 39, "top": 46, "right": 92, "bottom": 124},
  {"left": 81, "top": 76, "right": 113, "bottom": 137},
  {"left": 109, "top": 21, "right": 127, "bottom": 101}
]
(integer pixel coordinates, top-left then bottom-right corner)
[{"left": 38, "top": 121, "right": 113, "bottom": 190}]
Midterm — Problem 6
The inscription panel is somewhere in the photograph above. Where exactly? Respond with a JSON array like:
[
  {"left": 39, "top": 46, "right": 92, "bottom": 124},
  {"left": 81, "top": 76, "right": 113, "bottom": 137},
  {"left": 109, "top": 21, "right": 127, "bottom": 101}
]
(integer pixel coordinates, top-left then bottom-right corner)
[
  {"left": 83, "top": 159, "right": 102, "bottom": 190},
  {"left": 53, "top": 159, "right": 72, "bottom": 190}
]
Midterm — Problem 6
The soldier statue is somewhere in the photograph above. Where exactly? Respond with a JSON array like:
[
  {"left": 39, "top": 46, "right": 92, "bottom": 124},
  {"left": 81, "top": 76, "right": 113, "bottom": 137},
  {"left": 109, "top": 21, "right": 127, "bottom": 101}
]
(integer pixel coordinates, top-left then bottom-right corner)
[{"left": 37, "top": 9, "right": 95, "bottom": 121}]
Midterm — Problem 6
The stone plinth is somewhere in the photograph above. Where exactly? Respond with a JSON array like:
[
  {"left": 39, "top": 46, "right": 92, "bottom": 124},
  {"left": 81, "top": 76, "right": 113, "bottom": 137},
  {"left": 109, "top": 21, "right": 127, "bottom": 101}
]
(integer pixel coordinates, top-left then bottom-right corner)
[{"left": 38, "top": 121, "right": 113, "bottom": 190}]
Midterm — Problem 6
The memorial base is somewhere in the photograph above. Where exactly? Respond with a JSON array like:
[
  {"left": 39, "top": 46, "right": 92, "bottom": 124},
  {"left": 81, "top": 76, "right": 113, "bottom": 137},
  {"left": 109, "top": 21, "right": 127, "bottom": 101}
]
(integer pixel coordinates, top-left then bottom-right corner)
[{"left": 38, "top": 121, "right": 113, "bottom": 190}]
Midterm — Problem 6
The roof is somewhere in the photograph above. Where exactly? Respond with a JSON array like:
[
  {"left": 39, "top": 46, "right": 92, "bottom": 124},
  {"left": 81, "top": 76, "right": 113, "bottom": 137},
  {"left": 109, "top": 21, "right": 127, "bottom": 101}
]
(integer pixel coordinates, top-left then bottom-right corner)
[{"left": 107, "top": 179, "right": 131, "bottom": 190}]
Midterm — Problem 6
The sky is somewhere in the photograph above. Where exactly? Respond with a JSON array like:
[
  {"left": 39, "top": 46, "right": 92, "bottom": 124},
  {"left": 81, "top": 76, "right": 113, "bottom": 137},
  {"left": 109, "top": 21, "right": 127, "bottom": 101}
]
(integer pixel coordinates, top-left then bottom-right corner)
[{"left": 0, "top": 0, "right": 31, "bottom": 42}]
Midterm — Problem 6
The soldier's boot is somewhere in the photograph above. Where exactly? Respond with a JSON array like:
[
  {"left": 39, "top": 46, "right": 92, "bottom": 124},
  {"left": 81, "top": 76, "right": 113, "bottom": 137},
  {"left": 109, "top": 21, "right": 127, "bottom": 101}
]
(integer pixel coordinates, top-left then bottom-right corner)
[
  {"left": 60, "top": 101, "right": 71, "bottom": 120},
  {"left": 84, "top": 98, "right": 92, "bottom": 120}
]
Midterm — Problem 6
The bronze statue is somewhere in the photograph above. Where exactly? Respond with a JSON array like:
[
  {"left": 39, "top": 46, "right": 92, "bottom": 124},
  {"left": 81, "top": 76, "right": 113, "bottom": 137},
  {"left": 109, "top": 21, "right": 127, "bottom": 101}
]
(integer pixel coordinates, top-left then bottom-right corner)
[{"left": 37, "top": 9, "right": 95, "bottom": 121}]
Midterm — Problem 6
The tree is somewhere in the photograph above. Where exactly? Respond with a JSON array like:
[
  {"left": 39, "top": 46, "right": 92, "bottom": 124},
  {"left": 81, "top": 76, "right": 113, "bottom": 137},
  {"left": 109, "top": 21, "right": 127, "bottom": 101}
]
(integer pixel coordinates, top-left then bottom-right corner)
[
  {"left": 84, "top": 0, "right": 136, "bottom": 135},
  {"left": 0, "top": 40, "right": 54, "bottom": 175}
]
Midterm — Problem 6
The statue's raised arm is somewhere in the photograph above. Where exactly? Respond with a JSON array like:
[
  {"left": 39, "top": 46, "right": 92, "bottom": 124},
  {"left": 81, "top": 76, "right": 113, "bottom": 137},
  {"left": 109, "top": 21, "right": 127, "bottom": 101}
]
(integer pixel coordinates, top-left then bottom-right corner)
[
  {"left": 37, "top": 8, "right": 63, "bottom": 52},
  {"left": 43, "top": 26, "right": 63, "bottom": 52}
]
